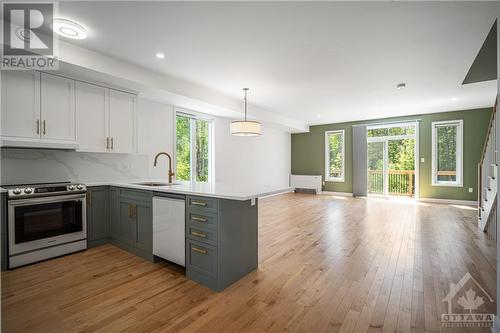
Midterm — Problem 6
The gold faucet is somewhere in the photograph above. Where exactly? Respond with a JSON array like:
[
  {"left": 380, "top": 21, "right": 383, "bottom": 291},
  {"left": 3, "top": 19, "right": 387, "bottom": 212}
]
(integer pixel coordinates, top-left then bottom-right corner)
[{"left": 153, "top": 152, "right": 175, "bottom": 183}]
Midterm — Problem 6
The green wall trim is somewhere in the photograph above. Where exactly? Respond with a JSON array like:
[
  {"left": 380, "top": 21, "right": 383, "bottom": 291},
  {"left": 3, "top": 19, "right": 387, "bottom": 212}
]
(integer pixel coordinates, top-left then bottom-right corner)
[{"left": 291, "top": 108, "right": 493, "bottom": 201}]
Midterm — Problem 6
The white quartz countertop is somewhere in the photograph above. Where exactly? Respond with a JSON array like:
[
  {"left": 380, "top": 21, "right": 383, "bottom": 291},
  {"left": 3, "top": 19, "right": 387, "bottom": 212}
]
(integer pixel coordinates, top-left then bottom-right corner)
[{"left": 84, "top": 179, "right": 291, "bottom": 201}]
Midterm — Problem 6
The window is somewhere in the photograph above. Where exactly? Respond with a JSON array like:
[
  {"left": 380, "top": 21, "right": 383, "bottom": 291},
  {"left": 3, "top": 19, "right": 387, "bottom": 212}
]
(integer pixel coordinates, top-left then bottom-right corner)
[
  {"left": 175, "top": 112, "right": 213, "bottom": 182},
  {"left": 431, "top": 120, "right": 463, "bottom": 186},
  {"left": 367, "top": 124, "right": 416, "bottom": 138},
  {"left": 325, "top": 130, "right": 345, "bottom": 182}
]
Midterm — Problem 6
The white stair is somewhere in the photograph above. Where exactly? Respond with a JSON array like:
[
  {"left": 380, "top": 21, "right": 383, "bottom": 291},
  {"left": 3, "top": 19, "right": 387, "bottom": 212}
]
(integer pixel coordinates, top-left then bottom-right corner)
[
  {"left": 478, "top": 104, "right": 498, "bottom": 234},
  {"left": 479, "top": 164, "right": 497, "bottom": 230}
]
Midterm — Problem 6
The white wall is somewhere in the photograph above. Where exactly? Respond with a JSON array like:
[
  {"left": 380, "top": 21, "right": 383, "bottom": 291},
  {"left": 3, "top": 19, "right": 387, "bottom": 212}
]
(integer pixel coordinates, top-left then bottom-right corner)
[
  {"left": 137, "top": 99, "right": 175, "bottom": 179},
  {"left": 214, "top": 117, "right": 291, "bottom": 188}
]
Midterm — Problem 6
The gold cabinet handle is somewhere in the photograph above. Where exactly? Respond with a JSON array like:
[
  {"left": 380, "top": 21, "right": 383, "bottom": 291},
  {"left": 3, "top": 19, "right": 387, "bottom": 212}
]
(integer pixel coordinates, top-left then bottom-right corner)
[
  {"left": 128, "top": 204, "right": 137, "bottom": 219},
  {"left": 191, "top": 231, "right": 207, "bottom": 238},
  {"left": 36, "top": 119, "right": 40, "bottom": 134},
  {"left": 192, "top": 247, "right": 207, "bottom": 255},
  {"left": 191, "top": 200, "right": 207, "bottom": 206},
  {"left": 42, "top": 120, "right": 46, "bottom": 135},
  {"left": 191, "top": 215, "right": 208, "bottom": 223},
  {"left": 106, "top": 137, "right": 110, "bottom": 150},
  {"left": 111, "top": 137, "right": 114, "bottom": 150}
]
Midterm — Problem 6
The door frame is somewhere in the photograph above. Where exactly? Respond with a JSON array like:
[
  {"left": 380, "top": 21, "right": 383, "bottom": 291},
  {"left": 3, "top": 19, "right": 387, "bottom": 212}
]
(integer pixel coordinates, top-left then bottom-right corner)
[{"left": 366, "top": 121, "right": 419, "bottom": 199}]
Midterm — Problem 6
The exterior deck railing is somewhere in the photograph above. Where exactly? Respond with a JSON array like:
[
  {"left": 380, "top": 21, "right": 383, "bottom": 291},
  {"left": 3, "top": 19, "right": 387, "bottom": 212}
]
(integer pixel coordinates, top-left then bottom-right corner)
[{"left": 368, "top": 170, "right": 415, "bottom": 197}]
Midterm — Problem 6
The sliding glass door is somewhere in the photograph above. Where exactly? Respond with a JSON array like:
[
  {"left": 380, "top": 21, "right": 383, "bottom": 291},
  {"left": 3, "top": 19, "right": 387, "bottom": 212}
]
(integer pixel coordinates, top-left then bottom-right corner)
[
  {"left": 387, "top": 138, "right": 416, "bottom": 197},
  {"left": 367, "top": 123, "right": 417, "bottom": 198},
  {"left": 367, "top": 141, "right": 386, "bottom": 195}
]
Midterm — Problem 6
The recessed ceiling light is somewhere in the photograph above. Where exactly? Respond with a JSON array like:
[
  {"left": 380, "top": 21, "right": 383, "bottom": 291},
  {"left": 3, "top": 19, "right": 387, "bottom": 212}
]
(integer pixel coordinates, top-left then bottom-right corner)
[
  {"left": 53, "top": 18, "right": 88, "bottom": 40},
  {"left": 397, "top": 83, "right": 406, "bottom": 89},
  {"left": 316, "top": 114, "right": 322, "bottom": 118},
  {"left": 156, "top": 53, "right": 165, "bottom": 59},
  {"left": 451, "top": 97, "right": 458, "bottom": 101}
]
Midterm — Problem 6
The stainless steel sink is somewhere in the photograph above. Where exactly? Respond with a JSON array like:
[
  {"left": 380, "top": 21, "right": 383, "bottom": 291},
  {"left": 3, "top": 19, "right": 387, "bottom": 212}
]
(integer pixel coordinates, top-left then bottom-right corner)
[{"left": 132, "top": 182, "right": 181, "bottom": 187}]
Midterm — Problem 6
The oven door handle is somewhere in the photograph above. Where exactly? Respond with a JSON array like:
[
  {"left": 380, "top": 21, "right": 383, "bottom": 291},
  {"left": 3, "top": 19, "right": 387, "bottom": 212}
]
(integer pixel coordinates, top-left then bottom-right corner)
[{"left": 8, "top": 194, "right": 86, "bottom": 206}]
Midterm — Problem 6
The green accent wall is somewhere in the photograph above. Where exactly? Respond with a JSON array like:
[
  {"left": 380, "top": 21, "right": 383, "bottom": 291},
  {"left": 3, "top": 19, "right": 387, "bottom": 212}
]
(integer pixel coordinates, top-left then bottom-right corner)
[{"left": 291, "top": 108, "right": 493, "bottom": 201}]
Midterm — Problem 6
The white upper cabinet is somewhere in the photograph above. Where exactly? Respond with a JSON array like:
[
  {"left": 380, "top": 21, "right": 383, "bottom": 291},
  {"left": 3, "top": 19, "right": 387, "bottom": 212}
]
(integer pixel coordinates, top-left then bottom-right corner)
[
  {"left": 76, "top": 82, "right": 109, "bottom": 152},
  {"left": 1, "top": 71, "right": 41, "bottom": 139},
  {"left": 109, "top": 90, "right": 136, "bottom": 153},
  {"left": 40, "top": 73, "right": 76, "bottom": 142},
  {"left": 1, "top": 70, "right": 137, "bottom": 152}
]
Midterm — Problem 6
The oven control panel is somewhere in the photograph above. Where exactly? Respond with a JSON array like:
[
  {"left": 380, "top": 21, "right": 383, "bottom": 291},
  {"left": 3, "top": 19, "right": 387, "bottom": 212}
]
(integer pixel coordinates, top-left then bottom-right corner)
[
  {"left": 67, "top": 184, "right": 86, "bottom": 192},
  {"left": 6, "top": 183, "right": 87, "bottom": 198},
  {"left": 8, "top": 187, "right": 35, "bottom": 197}
]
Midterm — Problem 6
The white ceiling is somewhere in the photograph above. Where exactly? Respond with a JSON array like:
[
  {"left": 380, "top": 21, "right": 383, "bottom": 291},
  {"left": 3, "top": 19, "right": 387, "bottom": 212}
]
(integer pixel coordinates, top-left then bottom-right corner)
[{"left": 59, "top": 1, "right": 498, "bottom": 126}]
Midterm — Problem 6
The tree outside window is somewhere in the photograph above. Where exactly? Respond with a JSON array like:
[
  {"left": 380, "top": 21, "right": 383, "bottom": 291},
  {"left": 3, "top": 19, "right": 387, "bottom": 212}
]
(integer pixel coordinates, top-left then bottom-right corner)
[
  {"left": 432, "top": 120, "right": 462, "bottom": 186},
  {"left": 325, "top": 130, "right": 344, "bottom": 181},
  {"left": 176, "top": 114, "right": 212, "bottom": 182}
]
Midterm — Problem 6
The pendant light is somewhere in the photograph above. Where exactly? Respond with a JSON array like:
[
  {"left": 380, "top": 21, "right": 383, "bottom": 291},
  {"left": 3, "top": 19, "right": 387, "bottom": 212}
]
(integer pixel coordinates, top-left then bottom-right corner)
[{"left": 230, "top": 88, "right": 261, "bottom": 136}]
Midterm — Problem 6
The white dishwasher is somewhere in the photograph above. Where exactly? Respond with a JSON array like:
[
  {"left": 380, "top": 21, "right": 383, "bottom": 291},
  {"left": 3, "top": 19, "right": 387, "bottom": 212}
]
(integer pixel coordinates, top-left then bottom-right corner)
[{"left": 153, "top": 195, "right": 186, "bottom": 267}]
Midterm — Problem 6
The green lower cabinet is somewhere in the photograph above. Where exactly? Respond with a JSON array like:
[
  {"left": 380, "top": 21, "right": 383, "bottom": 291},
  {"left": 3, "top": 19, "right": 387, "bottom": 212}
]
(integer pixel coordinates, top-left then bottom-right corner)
[
  {"left": 109, "top": 187, "right": 120, "bottom": 240},
  {"left": 187, "top": 239, "right": 218, "bottom": 288},
  {"left": 185, "top": 195, "right": 258, "bottom": 291},
  {"left": 87, "top": 187, "right": 110, "bottom": 248},
  {"left": 85, "top": 187, "right": 257, "bottom": 292},
  {"left": 119, "top": 199, "right": 136, "bottom": 247},
  {"left": 109, "top": 187, "right": 153, "bottom": 261},
  {"left": 135, "top": 204, "right": 152, "bottom": 253}
]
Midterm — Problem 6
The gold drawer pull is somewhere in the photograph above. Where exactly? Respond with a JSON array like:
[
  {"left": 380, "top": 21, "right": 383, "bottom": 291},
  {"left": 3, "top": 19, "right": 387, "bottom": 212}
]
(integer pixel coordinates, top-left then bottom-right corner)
[
  {"left": 191, "top": 231, "right": 207, "bottom": 238},
  {"left": 192, "top": 247, "right": 207, "bottom": 255},
  {"left": 192, "top": 215, "right": 208, "bottom": 222},
  {"left": 191, "top": 200, "right": 207, "bottom": 206}
]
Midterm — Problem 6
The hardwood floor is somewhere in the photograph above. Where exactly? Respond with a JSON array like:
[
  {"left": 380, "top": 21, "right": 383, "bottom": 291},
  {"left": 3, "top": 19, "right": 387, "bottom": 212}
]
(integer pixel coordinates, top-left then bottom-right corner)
[{"left": 2, "top": 193, "right": 496, "bottom": 332}]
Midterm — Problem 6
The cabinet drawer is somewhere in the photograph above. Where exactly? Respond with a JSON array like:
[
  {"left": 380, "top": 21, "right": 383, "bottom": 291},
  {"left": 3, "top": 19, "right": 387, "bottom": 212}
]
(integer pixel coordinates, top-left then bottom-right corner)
[
  {"left": 187, "top": 224, "right": 217, "bottom": 245},
  {"left": 187, "top": 240, "right": 217, "bottom": 278},
  {"left": 119, "top": 188, "right": 152, "bottom": 203},
  {"left": 187, "top": 196, "right": 218, "bottom": 213},
  {"left": 187, "top": 211, "right": 217, "bottom": 230}
]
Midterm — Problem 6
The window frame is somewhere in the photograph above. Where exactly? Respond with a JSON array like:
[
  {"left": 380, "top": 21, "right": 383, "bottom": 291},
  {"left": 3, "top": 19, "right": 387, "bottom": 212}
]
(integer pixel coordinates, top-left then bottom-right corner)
[
  {"left": 325, "top": 129, "right": 345, "bottom": 182},
  {"left": 431, "top": 119, "right": 463, "bottom": 187},
  {"left": 174, "top": 108, "right": 214, "bottom": 183}
]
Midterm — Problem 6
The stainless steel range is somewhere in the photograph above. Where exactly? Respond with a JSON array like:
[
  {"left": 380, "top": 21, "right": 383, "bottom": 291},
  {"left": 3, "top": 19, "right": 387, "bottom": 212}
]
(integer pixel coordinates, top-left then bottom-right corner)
[{"left": 4, "top": 182, "right": 87, "bottom": 268}]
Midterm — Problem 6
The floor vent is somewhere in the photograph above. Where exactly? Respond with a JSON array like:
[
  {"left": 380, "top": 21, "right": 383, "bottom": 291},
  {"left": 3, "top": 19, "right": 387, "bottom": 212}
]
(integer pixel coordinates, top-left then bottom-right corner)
[{"left": 295, "top": 188, "right": 317, "bottom": 194}]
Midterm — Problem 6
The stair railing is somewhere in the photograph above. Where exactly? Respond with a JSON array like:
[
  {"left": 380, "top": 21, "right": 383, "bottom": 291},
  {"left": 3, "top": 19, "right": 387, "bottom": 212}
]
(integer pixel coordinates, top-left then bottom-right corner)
[{"left": 478, "top": 99, "right": 497, "bottom": 232}]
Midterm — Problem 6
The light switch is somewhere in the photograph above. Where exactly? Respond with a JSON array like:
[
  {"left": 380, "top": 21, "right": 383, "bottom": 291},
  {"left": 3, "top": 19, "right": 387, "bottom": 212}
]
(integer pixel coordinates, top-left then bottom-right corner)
[
  {"left": 420, "top": 157, "right": 425, "bottom": 163},
  {"left": 469, "top": 187, "right": 473, "bottom": 193}
]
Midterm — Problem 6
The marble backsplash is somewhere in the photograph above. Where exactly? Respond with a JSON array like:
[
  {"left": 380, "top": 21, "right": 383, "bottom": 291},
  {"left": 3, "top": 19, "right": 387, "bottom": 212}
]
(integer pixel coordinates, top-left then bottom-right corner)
[{"left": 0, "top": 148, "right": 150, "bottom": 185}]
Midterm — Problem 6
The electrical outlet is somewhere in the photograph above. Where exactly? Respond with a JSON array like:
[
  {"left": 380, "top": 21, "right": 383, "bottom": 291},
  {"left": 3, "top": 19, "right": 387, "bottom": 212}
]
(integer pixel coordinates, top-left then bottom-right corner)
[
  {"left": 420, "top": 157, "right": 425, "bottom": 163},
  {"left": 468, "top": 187, "right": 473, "bottom": 193}
]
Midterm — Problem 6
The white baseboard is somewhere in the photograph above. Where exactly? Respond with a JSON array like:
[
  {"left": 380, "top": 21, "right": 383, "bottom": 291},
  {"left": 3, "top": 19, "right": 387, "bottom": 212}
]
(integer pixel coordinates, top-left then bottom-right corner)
[
  {"left": 259, "top": 189, "right": 293, "bottom": 199},
  {"left": 417, "top": 197, "right": 477, "bottom": 206},
  {"left": 320, "top": 191, "right": 353, "bottom": 197},
  {"left": 491, "top": 318, "right": 500, "bottom": 333}
]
